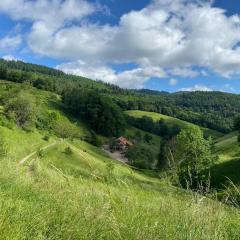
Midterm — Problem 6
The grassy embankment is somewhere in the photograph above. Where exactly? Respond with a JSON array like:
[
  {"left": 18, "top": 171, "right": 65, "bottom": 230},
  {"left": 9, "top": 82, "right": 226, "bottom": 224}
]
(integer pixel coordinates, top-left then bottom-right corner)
[
  {"left": 125, "top": 110, "right": 223, "bottom": 139},
  {"left": 0, "top": 84, "right": 240, "bottom": 239}
]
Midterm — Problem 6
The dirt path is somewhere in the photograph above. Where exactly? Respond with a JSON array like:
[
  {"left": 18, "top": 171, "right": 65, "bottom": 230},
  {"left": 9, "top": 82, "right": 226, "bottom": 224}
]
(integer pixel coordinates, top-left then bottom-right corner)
[
  {"left": 66, "top": 143, "right": 94, "bottom": 170},
  {"left": 19, "top": 141, "right": 58, "bottom": 165}
]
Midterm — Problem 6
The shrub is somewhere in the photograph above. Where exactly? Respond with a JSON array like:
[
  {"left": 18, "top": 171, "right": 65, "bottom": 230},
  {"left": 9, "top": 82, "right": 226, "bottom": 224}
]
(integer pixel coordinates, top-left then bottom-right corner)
[
  {"left": 105, "top": 162, "right": 115, "bottom": 183},
  {"left": 126, "top": 144, "right": 156, "bottom": 169},
  {"left": 43, "top": 135, "right": 50, "bottom": 141},
  {"left": 37, "top": 149, "right": 44, "bottom": 158},
  {"left": 0, "top": 115, "right": 14, "bottom": 129},
  {"left": 5, "top": 92, "right": 37, "bottom": 128},
  {"left": 64, "top": 146, "right": 73, "bottom": 155},
  {"left": 53, "top": 119, "right": 80, "bottom": 139},
  {"left": 36, "top": 111, "right": 60, "bottom": 131},
  {"left": 84, "top": 131, "right": 101, "bottom": 147}
]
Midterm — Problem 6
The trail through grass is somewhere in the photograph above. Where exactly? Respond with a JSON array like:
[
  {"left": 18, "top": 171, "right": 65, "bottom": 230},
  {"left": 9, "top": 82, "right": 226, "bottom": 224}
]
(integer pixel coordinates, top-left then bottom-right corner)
[{"left": 0, "top": 84, "right": 240, "bottom": 239}]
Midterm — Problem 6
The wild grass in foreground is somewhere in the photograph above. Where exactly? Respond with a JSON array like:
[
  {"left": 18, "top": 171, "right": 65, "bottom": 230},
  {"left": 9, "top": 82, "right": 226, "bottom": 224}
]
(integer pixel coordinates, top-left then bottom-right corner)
[{"left": 0, "top": 142, "right": 240, "bottom": 240}]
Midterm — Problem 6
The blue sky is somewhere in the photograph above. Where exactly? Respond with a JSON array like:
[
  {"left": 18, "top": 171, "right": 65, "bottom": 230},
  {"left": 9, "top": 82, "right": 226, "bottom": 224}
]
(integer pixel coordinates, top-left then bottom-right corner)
[{"left": 0, "top": 0, "right": 240, "bottom": 93}]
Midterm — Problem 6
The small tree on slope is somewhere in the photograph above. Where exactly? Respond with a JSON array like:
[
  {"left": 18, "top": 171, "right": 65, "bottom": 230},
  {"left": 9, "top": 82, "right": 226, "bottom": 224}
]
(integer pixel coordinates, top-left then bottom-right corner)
[{"left": 174, "top": 125, "right": 216, "bottom": 191}]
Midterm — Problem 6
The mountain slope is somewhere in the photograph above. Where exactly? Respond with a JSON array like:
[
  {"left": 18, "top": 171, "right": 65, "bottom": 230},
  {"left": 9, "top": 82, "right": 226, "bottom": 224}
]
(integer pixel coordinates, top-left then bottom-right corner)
[
  {"left": 2, "top": 63, "right": 240, "bottom": 238},
  {"left": 1, "top": 59, "right": 240, "bottom": 133},
  {"left": 0, "top": 83, "right": 239, "bottom": 238},
  {"left": 215, "top": 132, "right": 240, "bottom": 161},
  {"left": 1, "top": 124, "right": 240, "bottom": 239},
  {"left": 211, "top": 132, "right": 240, "bottom": 189},
  {"left": 125, "top": 110, "right": 223, "bottom": 139}
]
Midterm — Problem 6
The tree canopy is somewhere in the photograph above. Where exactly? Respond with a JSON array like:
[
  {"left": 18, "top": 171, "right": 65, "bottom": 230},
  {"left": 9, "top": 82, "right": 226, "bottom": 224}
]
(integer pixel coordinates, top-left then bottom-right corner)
[
  {"left": 63, "top": 88, "right": 126, "bottom": 137},
  {"left": 173, "top": 126, "right": 216, "bottom": 190}
]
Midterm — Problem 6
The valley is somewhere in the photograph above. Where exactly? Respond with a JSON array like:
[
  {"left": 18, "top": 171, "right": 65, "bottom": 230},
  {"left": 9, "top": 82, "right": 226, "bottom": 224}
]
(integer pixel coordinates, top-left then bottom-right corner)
[{"left": 0, "top": 61, "right": 240, "bottom": 239}]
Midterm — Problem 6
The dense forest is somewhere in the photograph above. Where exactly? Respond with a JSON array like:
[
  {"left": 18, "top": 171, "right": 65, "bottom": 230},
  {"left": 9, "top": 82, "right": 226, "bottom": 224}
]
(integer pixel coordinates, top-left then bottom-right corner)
[
  {"left": 126, "top": 115, "right": 181, "bottom": 139},
  {"left": 1, "top": 59, "right": 240, "bottom": 133},
  {"left": 62, "top": 88, "right": 126, "bottom": 137}
]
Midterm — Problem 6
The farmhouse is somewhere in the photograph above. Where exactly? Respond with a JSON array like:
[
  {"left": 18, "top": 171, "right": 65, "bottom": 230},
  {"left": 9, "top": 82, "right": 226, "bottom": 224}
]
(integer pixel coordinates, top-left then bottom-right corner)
[{"left": 117, "top": 137, "right": 133, "bottom": 151}]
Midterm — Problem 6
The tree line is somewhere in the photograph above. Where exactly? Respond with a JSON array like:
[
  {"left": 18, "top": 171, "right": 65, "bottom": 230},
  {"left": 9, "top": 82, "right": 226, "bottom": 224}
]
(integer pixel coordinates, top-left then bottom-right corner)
[
  {"left": 1, "top": 59, "right": 240, "bottom": 134},
  {"left": 126, "top": 115, "right": 181, "bottom": 139}
]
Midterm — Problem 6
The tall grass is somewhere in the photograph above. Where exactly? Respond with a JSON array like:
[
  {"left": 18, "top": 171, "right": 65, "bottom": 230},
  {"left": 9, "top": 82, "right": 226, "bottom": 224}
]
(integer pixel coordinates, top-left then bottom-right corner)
[
  {"left": 0, "top": 141, "right": 240, "bottom": 240},
  {"left": 0, "top": 102, "right": 240, "bottom": 239}
]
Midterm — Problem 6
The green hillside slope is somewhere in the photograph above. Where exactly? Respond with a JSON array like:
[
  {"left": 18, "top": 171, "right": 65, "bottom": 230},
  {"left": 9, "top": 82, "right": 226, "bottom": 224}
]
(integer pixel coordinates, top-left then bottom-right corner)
[
  {"left": 1, "top": 59, "right": 240, "bottom": 134},
  {"left": 0, "top": 124, "right": 240, "bottom": 239},
  {"left": 0, "top": 83, "right": 239, "bottom": 238},
  {"left": 212, "top": 132, "right": 240, "bottom": 189},
  {"left": 125, "top": 110, "right": 223, "bottom": 139},
  {"left": 215, "top": 132, "right": 240, "bottom": 162}
]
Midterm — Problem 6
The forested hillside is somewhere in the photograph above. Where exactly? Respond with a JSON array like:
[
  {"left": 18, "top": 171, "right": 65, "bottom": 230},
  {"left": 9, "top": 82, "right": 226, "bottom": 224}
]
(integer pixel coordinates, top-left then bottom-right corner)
[
  {"left": 1, "top": 60, "right": 240, "bottom": 239},
  {"left": 1, "top": 59, "right": 239, "bottom": 133}
]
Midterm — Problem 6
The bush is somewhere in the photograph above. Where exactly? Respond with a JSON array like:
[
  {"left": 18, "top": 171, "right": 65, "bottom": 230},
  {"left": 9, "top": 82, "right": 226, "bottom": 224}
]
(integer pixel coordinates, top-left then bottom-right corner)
[
  {"left": 84, "top": 131, "right": 101, "bottom": 147},
  {"left": 37, "top": 149, "right": 44, "bottom": 158},
  {"left": 0, "top": 115, "right": 14, "bottom": 129},
  {"left": 64, "top": 146, "right": 73, "bottom": 155},
  {"left": 105, "top": 162, "right": 115, "bottom": 183},
  {"left": 36, "top": 111, "right": 60, "bottom": 131},
  {"left": 43, "top": 135, "right": 50, "bottom": 141},
  {"left": 126, "top": 144, "right": 156, "bottom": 169},
  {"left": 5, "top": 92, "right": 37, "bottom": 128},
  {"left": 53, "top": 119, "right": 80, "bottom": 139}
]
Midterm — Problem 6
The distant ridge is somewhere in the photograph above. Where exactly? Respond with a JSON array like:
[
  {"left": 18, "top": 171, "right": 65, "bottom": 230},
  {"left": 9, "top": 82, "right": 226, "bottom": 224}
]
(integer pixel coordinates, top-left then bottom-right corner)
[{"left": 133, "top": 89, "right": 169, "bottom": 95}]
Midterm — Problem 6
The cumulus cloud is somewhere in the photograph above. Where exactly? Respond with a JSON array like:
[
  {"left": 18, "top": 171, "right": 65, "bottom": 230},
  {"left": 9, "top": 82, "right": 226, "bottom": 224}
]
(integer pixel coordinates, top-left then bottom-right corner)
[
  {"left": 57, "top": 60, "right": 166, "bottom": 88},
  {"left": 179, "top": 84, "right": 213, "bottom": 92},
  {"left": 169, "top": 68, "right": 200, "bottom": 78},
  {"left": 2, "top": 54, "right": 20, "bottom": 61},
  {"left": 0, "top": 0, "right": 97, "bottom": 28},
  {"left": 0, "top": 35, "right": 22, "bottom": 51},
  {"left": 1, "top": 0, "right": 240, "bottom": 87}
]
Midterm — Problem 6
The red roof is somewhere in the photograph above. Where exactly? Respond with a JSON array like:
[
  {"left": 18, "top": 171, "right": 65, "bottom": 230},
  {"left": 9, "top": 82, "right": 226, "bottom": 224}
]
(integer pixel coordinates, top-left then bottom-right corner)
[{"left": 118, "top": 137, "right": 128, "bottom": 145}]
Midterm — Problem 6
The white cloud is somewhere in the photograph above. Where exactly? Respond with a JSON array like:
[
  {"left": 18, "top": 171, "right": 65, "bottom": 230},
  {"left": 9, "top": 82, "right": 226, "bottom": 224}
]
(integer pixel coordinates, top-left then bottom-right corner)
[
  {"left": 0, "top": 0, "right": 97, "bottom": 28},
  {"left": 57, "top": 60, "right": 165, "bottom": 89},
  {"left": 2, "top": 55, "right": 20, "bottom": 61},
  {"left": 179, "top": 84, "right": 213, "bottom": 92},
  {"left": 0, "top": 35, "right": 22, "bottom": 51},
  {"left": 1, "top": 0, "right": 240, "bottom": 87},
  {"left": 169, "top": 78, "right": 178, "bottom": 86},
  {"left": 169, "top": 68, "right": 200, "bottom": 78}
]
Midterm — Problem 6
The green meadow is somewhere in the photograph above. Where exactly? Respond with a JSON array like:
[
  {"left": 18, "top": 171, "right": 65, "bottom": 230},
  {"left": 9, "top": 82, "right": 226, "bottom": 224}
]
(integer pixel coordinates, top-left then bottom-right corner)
[{"left": 0, "top": 81, "right": 239, "bottom": 239}]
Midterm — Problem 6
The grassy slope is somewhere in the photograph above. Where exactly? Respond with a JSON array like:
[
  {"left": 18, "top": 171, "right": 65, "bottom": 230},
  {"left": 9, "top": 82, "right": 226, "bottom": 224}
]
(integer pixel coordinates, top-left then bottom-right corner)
[
  {"left": 125, "top": 126, "right": 161, "bottom": 158},
  {"left": 215, "top": 132, "right": 240, "bottom": 162},
  {"left": 0, "top": 85, "right": 240, "bottom": 238},
  {"left": 212, "top": 132, "right": 240, "bottom": 188},
  {"left": 1, "top": 126, "right": 240, "bottom": 239},
  {"left": 125, "top": 110, "right": 223, "bottom": 139},
  {"left": 124, "top": 110, "right": 240, "bottom": 190}
]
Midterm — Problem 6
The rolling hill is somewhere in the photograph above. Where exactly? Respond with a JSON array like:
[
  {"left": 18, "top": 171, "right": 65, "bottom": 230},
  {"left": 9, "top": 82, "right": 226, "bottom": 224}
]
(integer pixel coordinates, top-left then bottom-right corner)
[
  {"left": 1, "top": 60, "right": 240, "bottom": 239},
  {"left": 211, "top": 132, "right": 240, "bottom": 189},
  {"left": 2, "top": 126, "right": 240, "bottom": 239},
  {"left": 125, "top": 110, "right": 223, "bottom": 139},
  {"left": 215, "top": 132, "right": 240, "bottom": 162},
  {"left": 1, "top": 59, "right": 240, "bottom": 133},
  {"left": 125, "top": 110, "right": 240, "bottom": 191},
  {"left": 0, "top": 82, "right": 239, "bottom": 238}
]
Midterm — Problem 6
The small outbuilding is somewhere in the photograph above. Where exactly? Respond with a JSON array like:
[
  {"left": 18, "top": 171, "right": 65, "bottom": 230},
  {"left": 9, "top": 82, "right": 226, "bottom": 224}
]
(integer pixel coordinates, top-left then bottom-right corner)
[{"left": 116, "top": 137, "right": 133, "bottom": 151}]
